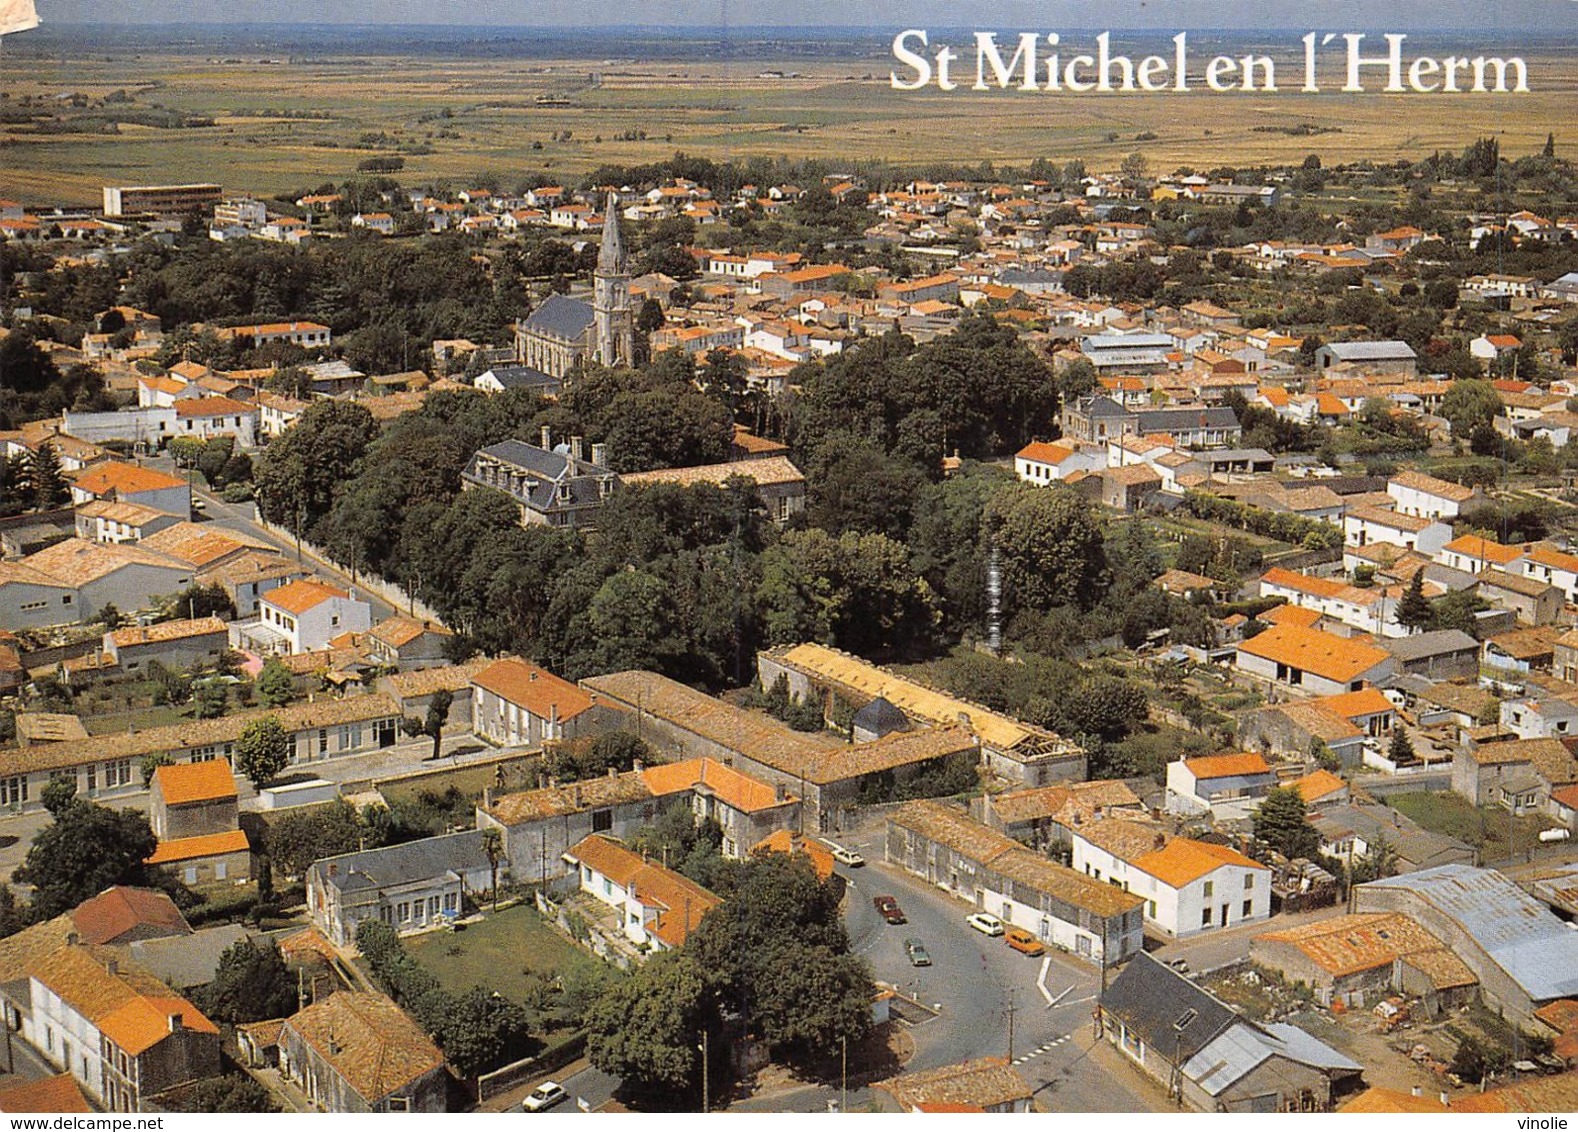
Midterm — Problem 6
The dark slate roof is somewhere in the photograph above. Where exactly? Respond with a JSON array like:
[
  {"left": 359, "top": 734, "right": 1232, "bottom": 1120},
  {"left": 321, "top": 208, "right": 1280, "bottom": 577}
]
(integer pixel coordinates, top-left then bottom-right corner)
[
  {"left": 522, "top": 293, "right": 595, "bottom": 341},
  {"left": 127, "top": 923, "right": 252, "bottom": 990},
  {"left": 308, "top": 830, "right": 489, "bottom": 894},
  {"left": 463, "top": 439, "right": 614, "bottom": 516},
  {"left": 477, "top": 365, "right": 562, "bottom": 394},
  {"left": 1134, "top": 406, "right": 1240, "bottom": 431},
  {"left": 1321, "top": 341, "right": 1417, "bottom": 361},
  {"left": 1101, "top": 952, "right": 1237, "bottom": 1064},
  {"left": 852, "top": 696, "right": 909, "bottom": 738},
  {"left": 1080, "top": 396, "right": 1130, "bottom": 420}
]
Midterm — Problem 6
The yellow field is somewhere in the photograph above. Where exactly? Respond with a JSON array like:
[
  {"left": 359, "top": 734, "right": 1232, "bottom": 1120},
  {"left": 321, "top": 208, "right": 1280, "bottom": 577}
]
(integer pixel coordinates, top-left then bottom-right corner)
[{"left": 0, "top": 46, "right": 1571, "bottom": 206}]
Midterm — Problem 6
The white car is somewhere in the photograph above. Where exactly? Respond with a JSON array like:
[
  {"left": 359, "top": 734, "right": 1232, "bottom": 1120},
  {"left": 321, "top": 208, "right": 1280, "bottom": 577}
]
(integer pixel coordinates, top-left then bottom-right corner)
[
  {"left": 967, "top": 912, "right": 1005, "bottom": 936},
  {"left": 825, "top": 842, "right": 865, "bottom": 867},
  {"left": 523, "top": 1082, "right": 568, "bottom": 1112}
]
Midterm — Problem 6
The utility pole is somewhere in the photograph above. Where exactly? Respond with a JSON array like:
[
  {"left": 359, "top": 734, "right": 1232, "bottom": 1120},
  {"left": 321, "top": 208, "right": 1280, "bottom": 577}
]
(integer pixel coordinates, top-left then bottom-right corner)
[
  {"left": 1006, "top": 988, "right": 1017, "bottom": 1062},
  {"left": 700, "top": 1030, "right": 709, "bottom": 1114},
  {"left": 841, "top": 1035, "right": 848, "bottom": 1114}
]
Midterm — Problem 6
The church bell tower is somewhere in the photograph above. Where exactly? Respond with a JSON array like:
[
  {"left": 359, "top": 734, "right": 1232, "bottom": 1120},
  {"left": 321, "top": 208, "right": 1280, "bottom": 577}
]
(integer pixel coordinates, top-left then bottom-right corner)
[{"left": 593, "top": 192, "right": 635, "bottom": 368}]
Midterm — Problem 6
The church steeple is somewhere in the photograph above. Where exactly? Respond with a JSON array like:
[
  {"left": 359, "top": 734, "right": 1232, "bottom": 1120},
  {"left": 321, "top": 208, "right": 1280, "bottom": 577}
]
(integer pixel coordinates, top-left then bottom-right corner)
[
  {"left": 592, "top": 192, "right": 634, "bottom": 369},
  {"left": 597, "top": 191, "right": 627, "bottom": 274}
]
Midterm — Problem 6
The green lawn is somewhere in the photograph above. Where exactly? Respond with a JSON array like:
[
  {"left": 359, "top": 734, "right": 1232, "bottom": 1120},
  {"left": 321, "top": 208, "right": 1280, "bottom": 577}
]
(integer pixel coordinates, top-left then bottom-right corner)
[
  {"left": 1385, "top": 792, "right": 1549, "bottom": 863},
  {"left": 405, "top": 902, "right": 600, "bottom": 1011}
]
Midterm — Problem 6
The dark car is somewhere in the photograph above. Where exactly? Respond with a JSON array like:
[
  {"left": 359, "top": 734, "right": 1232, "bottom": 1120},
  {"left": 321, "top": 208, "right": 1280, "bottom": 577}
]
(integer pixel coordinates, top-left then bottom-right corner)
[
  {"left": 904, "top": 938, "right": 932, "bottom": 967},
  {"left": 873, "top": 895, "right": 907, "bottom": 924}
]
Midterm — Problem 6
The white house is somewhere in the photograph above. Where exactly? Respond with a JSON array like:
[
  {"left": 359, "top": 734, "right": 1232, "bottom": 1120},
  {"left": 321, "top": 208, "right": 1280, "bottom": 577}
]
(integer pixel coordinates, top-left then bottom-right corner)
[
  {"left": 1165, "top": 752, "right": 1277, "bottom": 813},
  {"left": 1013, "top": 440, "right": 1104, "bottom": 485},
  {"left": 1438, "top": 535, "right": 1526, "bottom": 576},
  {"left": 469, "top": 656, "right": 599, "bottom": 747},
  {"left": 247, "top": 579, "right": 370, "bottom": 655},
  {"left": 1257, "top": 567, "right": 1399, "bottom": 638},
  {"left": 1518, "top": 544, "right": 1578, "bottom": 605},
  {"left": 172, "top": 397, "right": 259, "bottom": 448},
  {"left": 1071, "top": 819, "right": 1272, "bottom": 938},
  {"left": 256, "top": 392, "right": 309, "bottom": 439},
  {"left": 1342, "top": 505, "right": 1452, "bottom": 558},
  {"left": 563, "top": 834, "right": 720, "bottom": 952},
  {"left": 1386, "top": 470, "right": 1481, "bottom": 520},
  {"left": 1234, "top": 623, "right": 1395, "bottom": 697}
]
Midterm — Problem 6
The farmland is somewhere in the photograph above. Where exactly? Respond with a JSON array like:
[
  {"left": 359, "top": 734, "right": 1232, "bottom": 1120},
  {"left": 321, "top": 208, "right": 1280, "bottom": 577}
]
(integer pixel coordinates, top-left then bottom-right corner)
[{"left": 0, "top": 26, "right": 1573, "bottom": 205}]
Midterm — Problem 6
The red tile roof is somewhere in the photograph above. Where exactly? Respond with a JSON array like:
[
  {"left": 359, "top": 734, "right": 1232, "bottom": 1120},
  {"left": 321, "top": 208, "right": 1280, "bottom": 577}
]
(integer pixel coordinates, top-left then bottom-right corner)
[
  {"left": 145, "top": 829, "right": 250, "bottom": 866},
  {"left": 471, "top": 656, "right": 592, "bottom": 722},
  {"left": 70, "top": 887, "right": 191, "bottom": 945},
  {"left": 0, "top": 1074, "right": 92, "bottom": 1113}
]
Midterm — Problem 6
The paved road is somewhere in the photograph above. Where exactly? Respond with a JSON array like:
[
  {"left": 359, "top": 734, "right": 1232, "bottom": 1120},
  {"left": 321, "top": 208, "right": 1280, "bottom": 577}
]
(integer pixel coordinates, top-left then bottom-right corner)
[
  {"left": 804, "top": 824, "right": 1165, "bottom": 1113},
  {"left": 142, "top": 454, "right": 401, "bottom": 622}
]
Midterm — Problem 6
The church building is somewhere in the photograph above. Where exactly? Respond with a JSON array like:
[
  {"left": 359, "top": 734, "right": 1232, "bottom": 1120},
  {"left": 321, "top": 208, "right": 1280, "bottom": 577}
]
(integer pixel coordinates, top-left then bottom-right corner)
[{"left": 514, "top": 194, "right": 635, "bottom": 378}]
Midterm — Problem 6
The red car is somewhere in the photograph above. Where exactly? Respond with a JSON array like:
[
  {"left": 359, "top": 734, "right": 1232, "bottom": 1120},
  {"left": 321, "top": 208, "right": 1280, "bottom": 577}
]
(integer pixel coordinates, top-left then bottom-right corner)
[{"left": 873, "top": 895, "right": 907, "bottom": 924}]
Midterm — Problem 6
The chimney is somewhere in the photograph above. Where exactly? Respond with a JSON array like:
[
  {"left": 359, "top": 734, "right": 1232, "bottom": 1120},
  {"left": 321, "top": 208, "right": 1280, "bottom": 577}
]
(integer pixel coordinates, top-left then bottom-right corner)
[
  {"left": 167, "top": 1013, "right": 183, "bottom": 1034},
  {"left": 1440, "top": 1093, "right": 1449, "bottom": 1108},
  {"left": 571, "top": 435, "right": 584, "bottom": 463},
  {"left": 1411, "top": 1086, "right": 1422, "bottom": 1098},
  {"left": 633, "top": 758, "right": 644, "bottom": 773},
  {"left": 775, "top": 781, "right": 786, "bottom": 802},
  {"left": 573, "top": 783, "right": 583, "bottom": 805},
  {"left": 529, "top": 671, "right": 538, "bottom": 681},
  {"left": 328, "top": 862, "right": 337, "bottom": 877},
  {"left": 66, "top": 931, "right": 79, "bottom": 947},
  {"left": 591, "top": 443, "right": 608, "bottom": 467},
  {"left": 540, "top": 425, "right": 552, "bottom": 450},
  {"left": 607, "top": 766, "right": 617, "bottom": 778},
  {"left": 483, "top": 786, "right": 495, "bottom": 809},
  {"left": 105, "top": 958, "right": 119, "bottom": 976},
  {"left": 1154, "top": 831, "right": 1167, "bottom": 849}
]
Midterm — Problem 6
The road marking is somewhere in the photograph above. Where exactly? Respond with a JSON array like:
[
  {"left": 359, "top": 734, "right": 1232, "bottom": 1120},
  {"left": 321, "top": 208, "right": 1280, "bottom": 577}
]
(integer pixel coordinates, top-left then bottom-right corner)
[
  {"left": 1011, "top": 1036, "right": 1068, "bottom": 1066},
  {"left": 1036, "top": 957, "right": 1055, "bottom": 1005},
  {"left": 1048, "top": 983, "right": 1075, "bottom": 1007}
]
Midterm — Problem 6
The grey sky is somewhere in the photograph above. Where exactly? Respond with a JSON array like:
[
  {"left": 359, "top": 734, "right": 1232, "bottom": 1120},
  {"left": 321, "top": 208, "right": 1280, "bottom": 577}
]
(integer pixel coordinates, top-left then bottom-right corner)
[{"left": 33, "top": 0, "right": 1578, "bottom": 29}]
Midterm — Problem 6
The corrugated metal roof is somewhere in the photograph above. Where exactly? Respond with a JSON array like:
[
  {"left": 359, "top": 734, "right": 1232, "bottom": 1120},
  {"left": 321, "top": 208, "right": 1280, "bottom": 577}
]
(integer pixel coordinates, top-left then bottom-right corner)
[{"left": 1361, "top": 864, "right": 1578, "bottom": 1002}]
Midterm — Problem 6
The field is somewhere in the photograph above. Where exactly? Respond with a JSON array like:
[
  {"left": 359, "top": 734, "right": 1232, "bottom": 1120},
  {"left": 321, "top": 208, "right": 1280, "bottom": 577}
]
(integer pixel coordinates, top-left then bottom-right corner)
[
  {"left": 1384, "top": 791, "right": 1551, "bottom": 864},
  {"left": 0, "top": 29, "right": 1573, "bottom": 206}
]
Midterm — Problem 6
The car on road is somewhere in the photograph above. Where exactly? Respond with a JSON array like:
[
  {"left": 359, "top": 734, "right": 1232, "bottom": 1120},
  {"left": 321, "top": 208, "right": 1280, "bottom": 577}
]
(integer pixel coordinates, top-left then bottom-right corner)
[
  {"left": 966, "top": 912, "right": 1005, "bottom": 936},
  {"left": 873, "top": 895, "right": 907, "bottom": 924},
  {"left": 904, "top": 938, "right": 932, "bottom": 967},
  {"left": 824, "top": 841, "right": 865, "bottom": 867},
  {"left": 523, "top": 1082, "right": 568, "bottom": 1112},
  {"left": 1005, "top": 928, "right": 1045, "bottom": 956}
]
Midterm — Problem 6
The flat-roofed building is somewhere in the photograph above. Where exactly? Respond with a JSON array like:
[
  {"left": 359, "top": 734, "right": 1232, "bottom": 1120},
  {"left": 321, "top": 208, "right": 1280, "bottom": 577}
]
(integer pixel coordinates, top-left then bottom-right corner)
[{"left": 103, "top": 184, "right": 222, "bottom": 218}]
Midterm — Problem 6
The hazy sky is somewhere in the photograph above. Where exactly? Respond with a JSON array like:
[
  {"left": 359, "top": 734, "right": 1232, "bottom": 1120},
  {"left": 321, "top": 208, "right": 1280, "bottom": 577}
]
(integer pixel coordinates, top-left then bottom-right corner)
[{"left": 32, "top": 0, "right": 1578, "bottom": 29}]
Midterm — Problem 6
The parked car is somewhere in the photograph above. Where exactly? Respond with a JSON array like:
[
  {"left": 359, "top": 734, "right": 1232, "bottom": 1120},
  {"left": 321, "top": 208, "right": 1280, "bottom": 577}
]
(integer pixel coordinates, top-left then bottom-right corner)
[
  {"left": 825, "top": 841, "right": 865, "bottom": 867},
  {"left": 523, "top": 1082, "right": 568, "bottom": 1112},
  {"left": 1005, "top": 928, "right": 1045, "bottom": 956},
  {"left": 966, "top": 912, "right": 1005, "bottom": 937},
  {"left": 873, "top": 895, "right": 907, "bottom": 924},
  {"left": 904, "top": 938, "right": 932, "bottom": 967}
]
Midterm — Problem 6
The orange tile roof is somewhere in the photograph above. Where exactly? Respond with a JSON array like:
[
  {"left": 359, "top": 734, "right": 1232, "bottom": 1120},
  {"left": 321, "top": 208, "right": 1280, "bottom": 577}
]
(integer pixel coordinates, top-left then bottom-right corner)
[
  {"left": 263, "top": 578, "right": 349, "bottom": 615},
  {"left": 1237, "top": 623, "right": 1391, "bottom": 683},
  {"left": 72, "top": 461, "right": 187, "bottom": 497},
  {"left": 1182, "top": 752, "right": 1272, "bottom": 780},
  {"left": 1310, "top": 687, "right": 1395, "bottom": 721},
  {"left": 108, "top": 616, "right": 228, "bottom": 649},
  {"left": 174, "top": 396, "right": 255, "bottom": 419},
  {"left": 1260, "top": 567, "right": 1348, "bottom": 600},
  {"left": 145, "top": 828, "right": 249, "bottom": 865},
  {"left": 1289, "top": 769, "right": 1347, "bottom": 803},
  {"left": 0, "top": 1074, "right": 93, "bottom": 1113},
  {"left": 1260, "top": 603, "right": 1323, "bottom": 629},
  {"left": 1338, "top": 1088, "right": 1449, "bottom": 1113},
  {"left": 1016, "top": 441, "right": 1074, "bottom": 464},
  {"left": 751, "top": 830, "right": 834, "bottom": 879},
  {"left": 565, "top": 834, "right": 720, "bottom": 947},
  {"left": 99, "top": 994, "right": 218, "bottom": 1055},
  {"left": 472, "top": 656, "right": 592, "bottom": 722},
  {"left": 641, "top": 757, "right": 792, "bottom": 813},
  {"left": 1442, "top": 534, "right": 1524, "bottom": 565},
  {"left": 284, "top": 991, "right": 444, "bottom": 1103},
  {"left": 71, "top": 887, "right": 190, "bottom": 945},
  {"left": 152, "top": 757, "right": 237, "bottom": 805},
  {"left": 1131, "top": 837, "right": 1266, "bottom": 888}
]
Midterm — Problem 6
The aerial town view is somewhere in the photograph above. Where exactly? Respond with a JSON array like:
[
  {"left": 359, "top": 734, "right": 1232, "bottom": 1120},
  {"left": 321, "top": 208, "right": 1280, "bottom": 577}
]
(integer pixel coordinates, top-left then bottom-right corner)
[{"left": 0, "top": 0, "right": 1575, "bottom": 1118}]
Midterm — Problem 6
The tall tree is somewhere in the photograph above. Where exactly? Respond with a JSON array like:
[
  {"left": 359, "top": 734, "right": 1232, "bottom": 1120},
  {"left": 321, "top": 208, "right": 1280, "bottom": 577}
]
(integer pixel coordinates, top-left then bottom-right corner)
[
  {"left": 402, "top": 689, "right": 453, "bottom": 761},
  {"left": 985, "top": 484, "right": 1108, "bottom": 614},
  {"left": 255, "top": 659, "right": 294, "bottom": 707},
  {"left": 1395, "top": 571, "right": 1433, "bottom": 633},
  {"left": 1252, "top": 786, "right": 1320, "bottom": 859},
  {"left": 16, "top": 802, "right": 157, "bottom": 918},
  {"left": 585, "top": 949, "right": 706, "bottom": 1096},
  {"left": 28, "top": 443, "right": 68, "bottom": 510},
  {"left": 235, "top": 717, "right": 291, "bottom": 787},
  {"left": 201, "top": 939, "right": 298, "bottom": 1022}
]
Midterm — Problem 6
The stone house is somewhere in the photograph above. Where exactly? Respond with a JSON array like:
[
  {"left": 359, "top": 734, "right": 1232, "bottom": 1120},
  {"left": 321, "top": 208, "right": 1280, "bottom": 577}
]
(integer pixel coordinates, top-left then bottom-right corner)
[{"left": 279, "top": 991, "right": 447, "bottom": 1111}]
